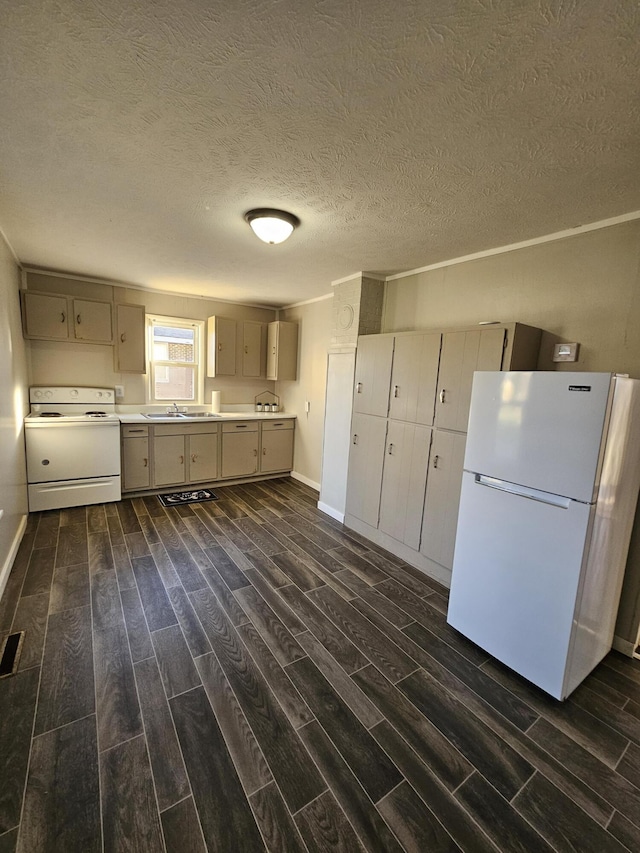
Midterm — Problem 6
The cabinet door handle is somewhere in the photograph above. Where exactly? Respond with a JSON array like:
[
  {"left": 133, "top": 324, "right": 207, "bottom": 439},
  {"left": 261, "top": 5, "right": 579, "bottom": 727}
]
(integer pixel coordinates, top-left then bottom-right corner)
[
  {"left": 236, "top": 424, "right": 247, "bottom": 429},
  {"left": 263, "top": 447, "right": 267, "bottom": 455},
  {"left": 179, "top": 455, "right": 184, "bottom": 464},
  {"left": 143, "top": 458, "right": 148, "bottom": 467},
  {"left": 60, "top": 312, "right": 66, "bottom": 323},
  {"left": 356, "top": 382, "right": 362, "bottom": 394},
  {"left": 388, "top": 443, "right": 394, "bottom": 455},
  {"left": 353, "top": 434, "right": 358, "bottom": 445},
  {"left": 393, "top": 385, "right": 399, "bottom": 398},
  {"left": 439, "top": 389, "right": 446, "bottom": 404},
  {"left": 191, "top": 454, "right": 197, "bottom": 463},
  {"left": 244, "top": 346, "right": 248, "bottom": 354},
  {"left": 253, "top": 448, "right": 258, "bottom": 456},
  {"left": 272, "top": 346, "right": 276, "bottom": 354},
  {"left": 76, "top": 314, "right": 81, "bottom": 324},
  {"left": 218, "top": 343, "right": 223, "bottom": 351},
  {"left": 129, "top": 429, "right": 145, "bottom": 433},
  {"left": 433, "top": 454, "right": 439, "bottom": 469},
  {"left": 120, "top": 332, "right": 126, "bottom": 342}
]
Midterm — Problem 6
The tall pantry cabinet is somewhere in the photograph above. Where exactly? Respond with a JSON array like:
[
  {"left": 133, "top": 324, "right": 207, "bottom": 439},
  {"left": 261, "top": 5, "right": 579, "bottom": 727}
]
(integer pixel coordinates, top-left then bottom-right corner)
[{"left": 344, "top": 322, "right": 542, "bottom": 585}]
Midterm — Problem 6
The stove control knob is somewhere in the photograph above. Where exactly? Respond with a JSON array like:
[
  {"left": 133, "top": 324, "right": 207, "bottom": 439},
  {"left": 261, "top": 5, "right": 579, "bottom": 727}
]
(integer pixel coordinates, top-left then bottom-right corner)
[
  {"left": 34, "top": 390, "right": 42, "bottom": 399},
  {"left": 45, "top": 391, "right": 53, "bottom": 399},
  {"left": 96, "top": 391, "right": 103, "bottom": 398},
  {"left": 70, "top": 389, "right": 78, "bottom": 398},
  {"left": 104, "top": 391, "right": 112, "bottom": 398}
]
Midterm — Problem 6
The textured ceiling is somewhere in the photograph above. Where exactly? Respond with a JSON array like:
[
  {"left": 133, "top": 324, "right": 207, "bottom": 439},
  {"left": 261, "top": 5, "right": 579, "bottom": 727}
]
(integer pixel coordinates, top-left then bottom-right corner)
[{"left": 1, "top": 0, "right": 639, "bottom": 306}]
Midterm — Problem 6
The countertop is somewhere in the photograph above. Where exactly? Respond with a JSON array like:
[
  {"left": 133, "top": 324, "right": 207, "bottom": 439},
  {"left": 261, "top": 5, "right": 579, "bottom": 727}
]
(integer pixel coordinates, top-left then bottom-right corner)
[{"left": 118, "top": 412, "right": 297, "bottom": 424}]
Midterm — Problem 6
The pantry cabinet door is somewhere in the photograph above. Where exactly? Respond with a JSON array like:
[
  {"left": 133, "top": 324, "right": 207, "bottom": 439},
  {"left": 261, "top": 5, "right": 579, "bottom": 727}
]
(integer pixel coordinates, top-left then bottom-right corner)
[
  {"left": 115, "top": 303, "right": 146, "bottom": 373},
  {"left": 379, "top": 422, "right": 431, "bottom": 550},
  {"left": 388, "top": 333, "right": 441, "bottom": 425},
  {"left": 435, "top": 329, "right": 505, "bottom": 432},
  {"left": 345, "top": 413, "right": 387, "bottom": 527},
  {"left": 419, "top": 430, "right": 466, "bottom": 569},
  {"left": 353, "top": 335, "right": 394, "bottom": 417}
]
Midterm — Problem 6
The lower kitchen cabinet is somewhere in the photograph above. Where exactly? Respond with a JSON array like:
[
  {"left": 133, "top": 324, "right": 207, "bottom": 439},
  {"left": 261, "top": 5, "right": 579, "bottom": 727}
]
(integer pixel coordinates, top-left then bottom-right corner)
[
  {"left": 261, "top": 420, "right": 294, "bottom": 473},
  {"left": 153, "top": 434, "right": 187, "bottom": 486},
  {"left": 152, "top": 423, "right": 220, "bottom": 487},
  {"left": 419, "top": 429, "right": 467, "bottom": 570},
  {"left": 345, "top": 413, "right": 388, "bottom": 528},
  {"left": 121, "top": 425, "right": 150, "bottom": 491},
  {"left": 221, "top": 422, "right": 259, "bottom": 479},
  {"left": 378, "top": 422, "right": 431, "bottom": 550},
  {"left": 121, "top": 418, "right": 295, "bottom": 492},
  {"left": 189, "top": 432, "right": 218, "bottom": 482}
]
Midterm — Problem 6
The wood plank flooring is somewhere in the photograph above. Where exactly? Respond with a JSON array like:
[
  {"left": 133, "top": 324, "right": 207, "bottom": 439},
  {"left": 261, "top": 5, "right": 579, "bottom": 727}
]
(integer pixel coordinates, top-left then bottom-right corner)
[{"left": 2, "top": 477, "right": 640, "bottom": 851}]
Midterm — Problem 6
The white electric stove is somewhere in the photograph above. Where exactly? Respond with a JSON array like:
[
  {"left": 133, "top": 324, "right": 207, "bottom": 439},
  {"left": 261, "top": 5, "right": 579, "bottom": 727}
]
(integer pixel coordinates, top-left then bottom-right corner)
[{"left": 25, "top": 386, "right": 121, "bottom": 511}]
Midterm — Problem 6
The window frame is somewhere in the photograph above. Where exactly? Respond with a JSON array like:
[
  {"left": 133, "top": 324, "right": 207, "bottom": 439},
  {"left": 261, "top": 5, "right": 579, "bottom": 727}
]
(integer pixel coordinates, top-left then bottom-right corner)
[{"left": 146, "top": 314, "right": 205, "bottom": 405}]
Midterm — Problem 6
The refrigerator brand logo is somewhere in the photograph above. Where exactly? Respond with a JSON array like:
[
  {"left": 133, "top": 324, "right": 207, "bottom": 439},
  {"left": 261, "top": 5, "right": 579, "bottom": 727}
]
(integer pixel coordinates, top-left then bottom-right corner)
[{"left": 568, "top": 385, "right": 591, "bottom": 392}]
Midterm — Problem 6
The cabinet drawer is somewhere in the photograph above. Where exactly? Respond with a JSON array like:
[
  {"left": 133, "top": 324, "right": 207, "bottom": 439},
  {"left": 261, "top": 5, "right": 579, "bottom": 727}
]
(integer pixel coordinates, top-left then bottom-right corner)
[
  {"left": 154, "top": 423, "right": 219, "bottom": 436},
  {"left": 222, "top": 421, "right": 259, "bottom": 433},
  {"left": 261, "top": 419, "right": 294, "bottom": 431},
  {"left": 122, "top": 424, "right": 149, "bottom": 437}
]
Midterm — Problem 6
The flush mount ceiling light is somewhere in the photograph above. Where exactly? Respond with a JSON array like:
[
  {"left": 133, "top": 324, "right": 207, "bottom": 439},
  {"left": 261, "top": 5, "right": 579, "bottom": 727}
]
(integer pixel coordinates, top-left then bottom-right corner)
[{"left": 244, "top": 208, "right": 300, "bottom": 244}]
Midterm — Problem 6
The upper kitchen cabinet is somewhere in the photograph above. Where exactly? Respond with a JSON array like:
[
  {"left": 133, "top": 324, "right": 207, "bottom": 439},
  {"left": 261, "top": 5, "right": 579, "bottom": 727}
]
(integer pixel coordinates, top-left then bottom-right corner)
[
  {"left": 388, "top": 333, "right": 441, "bottom": 425},
  {"left": 22, "top": 291, "right": 114, "bottom": 344},
  {"left": 242, "top": 321, "right": 265, "bottom": 377},
  {"left": 114, "top": 303, "right": 146, "bottom": 373},
  {"left": 207, "top": 315, "right": 236, "bottom": 377},
  {"left": 266, "top": 321, "right": 298, "bottom": 380},
  {"left": 21, "top": 291, "right": 69, "bottom": 340},
  {"left": 353, "top": 334, "right": 394, "bottom": 417},
  {"left": 72, "top": 298, "right": 113, "bottom": 343},
  {"left": 435, "top": 323, "right": 542, "bottom": 433}
]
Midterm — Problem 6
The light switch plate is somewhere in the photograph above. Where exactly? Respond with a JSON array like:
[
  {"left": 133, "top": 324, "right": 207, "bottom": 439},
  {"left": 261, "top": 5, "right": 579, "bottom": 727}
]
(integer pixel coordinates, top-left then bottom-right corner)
[{"left": 553, "top": 342, "right": 580, "bottom": 362}]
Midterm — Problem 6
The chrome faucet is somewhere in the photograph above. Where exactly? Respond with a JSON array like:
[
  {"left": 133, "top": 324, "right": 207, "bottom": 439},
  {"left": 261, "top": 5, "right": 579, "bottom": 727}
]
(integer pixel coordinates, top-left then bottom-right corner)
[{"left": 169, "top": 402, "right": 179, "bottom": 413}]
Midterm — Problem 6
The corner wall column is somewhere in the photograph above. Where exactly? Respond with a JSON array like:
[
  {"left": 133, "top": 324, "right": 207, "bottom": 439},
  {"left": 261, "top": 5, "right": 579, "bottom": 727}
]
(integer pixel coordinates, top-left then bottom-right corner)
[{"left": 318, "top": 275, "right": 384, "bottom": 520}]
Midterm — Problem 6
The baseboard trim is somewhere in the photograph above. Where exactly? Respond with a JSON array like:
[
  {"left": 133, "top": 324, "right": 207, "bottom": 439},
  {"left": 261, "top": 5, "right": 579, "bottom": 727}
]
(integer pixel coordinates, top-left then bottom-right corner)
[
  {"left": 317, "top": 502, "right": 345, "bottom": 523},
  {"left": 612, "top": 635, "right": 636, "bottom": 658},
  {"left": 0, "top": 514, "right": 28, "bottom": 602},
  {"left": 291, "top": 471, "right": 321, "bottom": 492}
]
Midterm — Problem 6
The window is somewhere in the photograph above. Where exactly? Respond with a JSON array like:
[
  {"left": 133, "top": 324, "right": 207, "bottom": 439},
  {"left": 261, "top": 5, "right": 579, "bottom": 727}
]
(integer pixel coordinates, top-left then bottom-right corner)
[{"left": 147, "top": 315, "right": 204, "bottom": 404}]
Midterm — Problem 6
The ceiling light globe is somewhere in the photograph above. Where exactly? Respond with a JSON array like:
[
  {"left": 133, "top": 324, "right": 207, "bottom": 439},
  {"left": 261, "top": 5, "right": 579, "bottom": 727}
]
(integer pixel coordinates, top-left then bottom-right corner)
[{"left": 244, "top": 209, "right": 300, "bottom": 244}]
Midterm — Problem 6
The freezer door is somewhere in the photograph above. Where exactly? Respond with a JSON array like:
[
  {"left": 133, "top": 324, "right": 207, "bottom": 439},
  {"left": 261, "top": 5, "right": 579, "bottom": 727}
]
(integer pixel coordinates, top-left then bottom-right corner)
[
  {"left": 447, "top": 471, "right": 593, "bottom": 699},
  {"left": 464, "top": 372, "right": 613, "bottom": 503}
]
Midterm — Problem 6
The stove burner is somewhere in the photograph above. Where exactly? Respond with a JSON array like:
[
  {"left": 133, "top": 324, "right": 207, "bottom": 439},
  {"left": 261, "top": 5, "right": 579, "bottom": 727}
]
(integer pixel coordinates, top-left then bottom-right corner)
[
  {"left": 39, "top": 412, "right": 63, "bottom": 418},
  {"left": 85, "top": 411, "right": 108, "bottom": 417}
]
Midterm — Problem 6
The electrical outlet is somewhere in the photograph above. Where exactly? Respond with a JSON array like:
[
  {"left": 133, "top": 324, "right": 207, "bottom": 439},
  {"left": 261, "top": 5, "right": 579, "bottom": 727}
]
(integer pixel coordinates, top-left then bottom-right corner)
[{"left": 115, "top": 385, "right": 125, "bottom": 399}]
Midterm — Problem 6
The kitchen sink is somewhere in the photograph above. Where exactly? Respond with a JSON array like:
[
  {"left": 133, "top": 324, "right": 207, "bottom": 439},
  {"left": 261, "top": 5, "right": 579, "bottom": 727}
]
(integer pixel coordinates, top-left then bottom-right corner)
[{"left": 142, "top": 412, "right": 221, "bottom": 419}]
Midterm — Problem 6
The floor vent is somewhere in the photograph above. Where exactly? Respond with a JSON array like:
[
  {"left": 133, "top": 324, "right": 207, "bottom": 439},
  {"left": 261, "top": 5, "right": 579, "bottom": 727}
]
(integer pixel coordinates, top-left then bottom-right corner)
[{"left": 0, "top": 631, "right": 25, "bottom": 678}]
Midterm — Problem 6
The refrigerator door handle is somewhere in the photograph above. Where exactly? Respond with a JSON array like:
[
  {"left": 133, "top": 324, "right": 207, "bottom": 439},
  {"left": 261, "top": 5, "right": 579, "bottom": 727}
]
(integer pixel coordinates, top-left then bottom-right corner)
[{"left": 474, "top": 474, "right": 572, "bottom": 509}]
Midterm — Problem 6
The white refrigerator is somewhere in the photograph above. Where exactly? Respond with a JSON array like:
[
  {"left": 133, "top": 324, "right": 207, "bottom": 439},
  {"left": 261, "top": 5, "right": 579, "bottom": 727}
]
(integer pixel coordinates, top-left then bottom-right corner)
[{"left": 447, "top": 371, "right": 640, "bottom": 700}]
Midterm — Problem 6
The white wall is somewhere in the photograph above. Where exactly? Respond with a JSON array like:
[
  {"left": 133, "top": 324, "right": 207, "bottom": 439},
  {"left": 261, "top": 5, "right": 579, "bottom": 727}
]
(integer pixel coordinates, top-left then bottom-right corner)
[
  {"left": 0, "top": 232, "right": 29, "bottom": 597},
  {"left": 278, "top": 297, "right": 333, "bottom": 489}
]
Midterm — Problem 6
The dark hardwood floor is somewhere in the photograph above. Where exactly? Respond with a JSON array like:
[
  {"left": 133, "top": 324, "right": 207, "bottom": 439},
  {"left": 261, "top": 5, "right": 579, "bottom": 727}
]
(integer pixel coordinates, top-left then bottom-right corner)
[{"left": 1, "top": 476, "right": 640, "bottom": 851}]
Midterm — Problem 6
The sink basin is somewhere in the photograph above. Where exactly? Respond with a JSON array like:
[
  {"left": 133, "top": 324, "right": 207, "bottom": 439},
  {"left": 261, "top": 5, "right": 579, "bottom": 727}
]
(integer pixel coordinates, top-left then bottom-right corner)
[{"left": 142, "top": 412, "right": 221, "bottom": 419}]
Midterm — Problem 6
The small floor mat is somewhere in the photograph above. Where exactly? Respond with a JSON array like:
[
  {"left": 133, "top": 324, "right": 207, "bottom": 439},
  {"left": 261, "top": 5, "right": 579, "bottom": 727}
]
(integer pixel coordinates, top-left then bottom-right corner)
[{"left": 158, "top": 489, "right": 218, "bottom": 507}]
